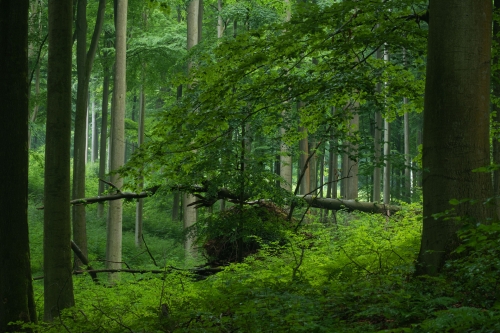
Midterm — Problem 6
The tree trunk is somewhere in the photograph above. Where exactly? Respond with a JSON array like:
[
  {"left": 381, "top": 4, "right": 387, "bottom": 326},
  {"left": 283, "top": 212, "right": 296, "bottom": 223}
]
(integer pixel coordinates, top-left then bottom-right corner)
[
  {"left": 107, "top": 0, "right": 128, "bottom": 281},
  {"left": 383, "top": 118, "right": 390, "bottom": 204},
  {"left": 0, "top": 0, "right": 37, "bottom": 330},
  {"left": 493, "top": 0, "right": 500, "bottom": 218},
  {"left": 73, "top": 0, "right": 106, "bottom": 269},
  {"left": 279, "top": 1, "right": 292, "bottom": 192},
  {"left": 184, "top": 0, "right": 203, "bottom": 256},
  {"left": 404, "top": 99, "right": 411, "bottom": 202},
  {"left": 345, "top": 112, "right": 359, "bottom": 199},
  {"left": 91, "top": 94, "right": 98, "bottom": 162},
  {"left": 44, "top": 0, "right": 75, "bottom": 320},
  {"left": 135, "top": 86, "right": 145, "bottom": 248},
  {"left": 417, "top": 0, "right": 494, "bottom": 275},
  {"left": 309, "top": 139, "right": 318, "bottom": 195},
  {"left": 98, "top": 71, "right": 110, "bottom": 217},
  {"left": 298, "top": 125, "right": 310, "bottom": 195},
  {"left": 383, "top": 47, "right": 391, "bottom": 205}
]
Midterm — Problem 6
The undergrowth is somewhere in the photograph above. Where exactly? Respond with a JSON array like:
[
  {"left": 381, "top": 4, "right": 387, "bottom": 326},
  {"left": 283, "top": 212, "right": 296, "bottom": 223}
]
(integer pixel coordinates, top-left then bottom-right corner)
[{"left": 25, "top": 160, "right": 500, "bottom": 332}]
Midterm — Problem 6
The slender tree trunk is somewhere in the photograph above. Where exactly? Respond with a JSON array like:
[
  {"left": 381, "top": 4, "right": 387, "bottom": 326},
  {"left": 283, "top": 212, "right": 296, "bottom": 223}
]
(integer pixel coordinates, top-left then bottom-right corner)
[
  {"left": 73, "top": 0, "right": 106, "bottom": 269},
  {"left": 279, "top": 0, "right": 293, "bottom": 192},
  {"left": 28, "top": 63, "right": 41, "bottom": 149},
  {"left": 382, "top": 47, "right": 391, "bottom": 205},
  {"left": 0, "top": 0, "right": 37, "bottom": 330},
  {"left": 383, "top": 119, "right": 391, "bottom": 204},
  {"left": 417, "top": 0, "right": 494, "bottom": 275},
  {"left": 217, "top": 0, "right": 224, "bottom": 38},
  {"left": 106, "top": 0, "right": 128, "bottom": 281},
  {"left": 346, "top": 112, "right": 359, "bottom": 199},
  {"left": 298, "top": 125, "right": 310, "bottom": 195},
  {"left": 72, "top": 0, "right": 89, "bottom": 269},
  {"left": 184, "top": 0, "right": 203, "bottom": 256},
  {"left": 44, "top": 0, "right": 75, "bottom": 320},
  {"left": 404, "top": 98, "right": 411, "bottom": 202},
  {"left": 92, "top": 94, "right": 98, "bottom": 162},
  {"left": 135, "top": 86, "right": 145, "bottom": 248},
  {"left": 373, "top": 108, "right": 382, "bottom": 202},
  {"left": 98, "top": 71, "right": 110, "bottom": 217},
  {"left": 309, "top": 140, "right": 318, "bottom": 195},
  {"left": 493, "top": 0, "right": 500, "bottom": 218}
]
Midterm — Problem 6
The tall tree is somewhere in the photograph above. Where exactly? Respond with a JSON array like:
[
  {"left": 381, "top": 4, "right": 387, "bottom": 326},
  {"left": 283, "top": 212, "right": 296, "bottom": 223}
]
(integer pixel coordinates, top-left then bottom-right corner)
[
  {"left": 44, "top": 0, "right": 75, "bottom": 320},
  {"left": 279, "top": 0, "right": 293, "bottom": 192},
  {"left": 417, "top": 0, "right": 494, "bottom": 275},
  {"left": 135, "top": 84, "right": 146, "bottom": 247},
  {"left": 106, "top": 0, "right": 128, "bottom": 280},
  {"left": 0, "top": 0, "right": 37, "bottom": 330},
  {"left": 184, "top": 0, "right": 203, "bottom": 256},
  {"left": 382, "top": 47, "right": 391, "bottom": 205},
  {"left": 373, "top": 48, "right": 383, "bottom": 203},
  {"left": 72, "top": 0, "right": 106, "bottom": 269},
  {"left": 493, "top": 0, "right": 500, "bottom": 217}
]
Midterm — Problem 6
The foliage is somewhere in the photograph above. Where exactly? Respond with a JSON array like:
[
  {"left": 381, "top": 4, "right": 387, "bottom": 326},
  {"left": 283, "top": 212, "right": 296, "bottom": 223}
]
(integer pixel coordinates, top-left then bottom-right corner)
[
  {"left": 194, "top": 202, "right": 292, "bottom": 265},
  {"left": 121, "top": 0, "right": 428, "bottom": 201}
]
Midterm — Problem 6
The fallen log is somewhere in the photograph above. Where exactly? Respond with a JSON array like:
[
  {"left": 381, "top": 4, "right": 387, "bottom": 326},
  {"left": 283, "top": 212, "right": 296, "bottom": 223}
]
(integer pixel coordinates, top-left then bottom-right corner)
[
  {"left": 46, "top": 184, "right": 401, "bottom": 214},
  {"left": 300, "top": 195, "right": 401, "bottom": 215}
]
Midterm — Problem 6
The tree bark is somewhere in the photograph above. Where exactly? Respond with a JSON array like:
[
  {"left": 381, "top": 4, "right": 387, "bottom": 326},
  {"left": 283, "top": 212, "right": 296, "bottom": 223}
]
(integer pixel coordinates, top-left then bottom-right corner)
[
  {"left": 344, "top": 111, "right": 359, "bottom": 199},
  {"left": 383, "top": 118, "right": 390, "bottom": 204},
  {"left": 44, "top": 0, "right": 75, "bottom": 320},
  {"left": 404, "top": 99, "right": 411, "bottom": 202},
  {"left": 107, "top": 0, "right": 128, "bottom": 281},
  {"left": 184, "top": 0, "right": 203, "bottom": 256},
  {"left": 98, "top": 71, "right": 110, "bottom": 217},
  {"left": 298, "top": 125, "right": 310, "bottom": 195},
  {"left": 0, "top": 0, "right": 37, "bottom": 330},
  {"left": 373, "top": 49, "right": 383, "bottom": 203},
  {"left": 417, "top": 0, "right": 494, "bottom": 275},
  {"left": 493, "top": 0, "right": 500, "bottom": 218},
  {"left": 383, "top": 47, "right": 391, "bottom": 205},
  {"left": 91, "top": 94, "right": 98, "bottom": 162},
  {"left": 73, "top": 0, "right": 106, "bottom": 269},
  {"left": 135, "top": 85, "right": 145, "bottom": 248}
]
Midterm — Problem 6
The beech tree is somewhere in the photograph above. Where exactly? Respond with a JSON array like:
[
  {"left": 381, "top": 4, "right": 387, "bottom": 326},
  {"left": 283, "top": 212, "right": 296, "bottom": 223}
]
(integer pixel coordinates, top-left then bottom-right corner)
[
  {"left": 72, "top": 0, "right": 106, "bottom": 269},
  {"left": 184, "top": 0, "right": 203, "bottom": 256},
  {"left": 416, "top": 0, "right": 495, "bottom": 275},
  {"left": 0, "top": 0, "right": 37, "bottom": 330},
  {"left": 44, "top": 0, "right": 75, "bottom": 320},
  {"left": 106, "top": 0, "right": 128, "bottom": 280}
]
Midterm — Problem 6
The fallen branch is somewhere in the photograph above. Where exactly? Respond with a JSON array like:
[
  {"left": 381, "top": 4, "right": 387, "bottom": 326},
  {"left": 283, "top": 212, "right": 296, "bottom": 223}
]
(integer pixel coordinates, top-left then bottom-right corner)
[
  {"left": 300, "top": 195, "right": 401, "bottom": 214},
  {"left": 43, "top": 184, "right": 401, "bottom": 214},
  {"left": 71, "top": 240, "right": 98, "bottom": 282},
  {"left": 33, "top": 266, "right": 223, "bottom": 281},
  {"left": 36, "top": 186, "right": 160, "bottom": 209}
]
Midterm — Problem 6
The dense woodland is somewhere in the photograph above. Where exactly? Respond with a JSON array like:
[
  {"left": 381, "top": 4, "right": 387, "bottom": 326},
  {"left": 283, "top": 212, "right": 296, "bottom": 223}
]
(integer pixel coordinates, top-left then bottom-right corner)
[{"left": 1, "top": 0, "right": 500, "bottom": 332}]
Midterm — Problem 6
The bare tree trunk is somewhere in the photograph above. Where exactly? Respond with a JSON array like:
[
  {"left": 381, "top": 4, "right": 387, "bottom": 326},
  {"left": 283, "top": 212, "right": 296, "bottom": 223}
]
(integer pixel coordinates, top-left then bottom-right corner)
[
  {"left": 346, "top": 112, "right": 359, "bottom": 199},
  {"left": 383, "top": 119, "right": 391, "bottom": 204},
  {"left": 493, "top": 0, "right": 500, "bottom": 218},
  {"left": 417, "top": 0, "right": 494, "bottom": 275},
  {"left": 184, "top": 0, "right": 203, "bottom": 257},
  {"left": 404, "top": 99, "right": 411, "bottom": 202},
  {"left": 382, "top": 47, "right": 391, "bottom": 205},
  {"left": 91, "top": 94, "right": 98, "bottom": 163},
  {"left": 298, "top": 125, "right": 310, "bottom": 195},
  {"left": 0, "top": 0, "right": 37, "bottom": 329},
  {"left": 73, "top": 0, "right": 106, "bottom": 269},
  {"left": 135, "top": 85, "right": 145, "bottom": 248},
  {"left": 98, "top": 71, "right": 110, "bottom": 217},
  {"left": 44, "top": 0, "right": 75, "bottom": 320},
  {"left": 279, "top": 0, "right": 292, "bottom": 192},
  {"left": 106, "top": 0, "right": 128, "bottom": 281}
]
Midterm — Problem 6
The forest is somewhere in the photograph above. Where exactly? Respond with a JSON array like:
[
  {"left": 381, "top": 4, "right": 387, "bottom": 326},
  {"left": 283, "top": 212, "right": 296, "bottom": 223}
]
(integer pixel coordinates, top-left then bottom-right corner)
[{"left": 1, "top": 0, "right": 500, "bottom": 332}]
